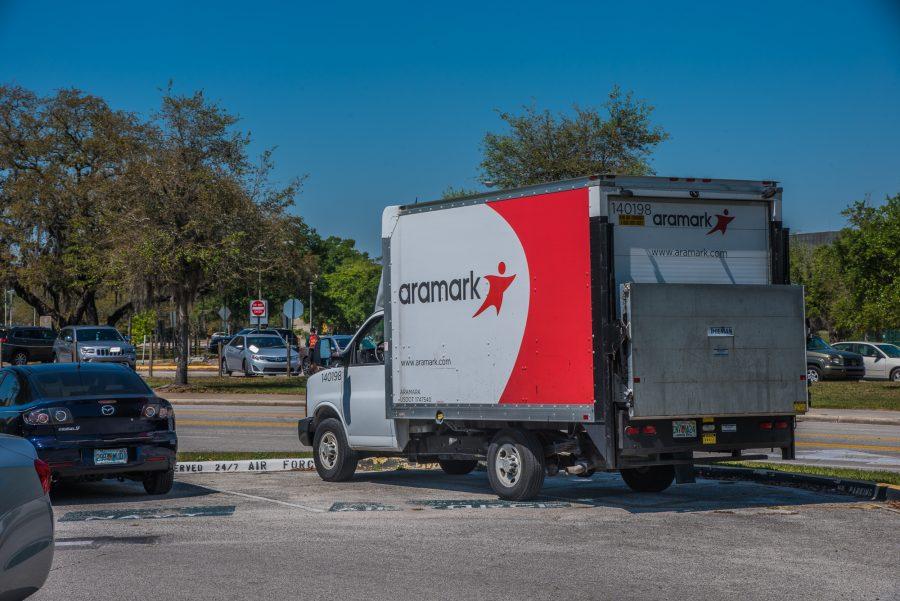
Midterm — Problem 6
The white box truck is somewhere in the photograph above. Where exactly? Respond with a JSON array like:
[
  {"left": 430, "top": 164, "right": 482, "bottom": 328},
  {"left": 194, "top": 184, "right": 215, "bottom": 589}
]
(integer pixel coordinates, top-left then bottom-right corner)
[{"left": 298, "top": 175, "right": 808, "bottom": 500}]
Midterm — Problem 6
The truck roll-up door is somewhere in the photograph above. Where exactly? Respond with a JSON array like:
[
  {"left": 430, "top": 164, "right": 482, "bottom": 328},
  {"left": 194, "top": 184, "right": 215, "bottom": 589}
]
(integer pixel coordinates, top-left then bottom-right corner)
[{"left": 608, "top": 196, "right": 771, "bottom": 285}]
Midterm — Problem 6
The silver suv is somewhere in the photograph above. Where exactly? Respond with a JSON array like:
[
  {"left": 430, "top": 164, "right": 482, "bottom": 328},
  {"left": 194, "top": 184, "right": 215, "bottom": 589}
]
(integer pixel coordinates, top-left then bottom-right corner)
[{"left": 54, "top": 326, "right": 137, "bottom": 369}]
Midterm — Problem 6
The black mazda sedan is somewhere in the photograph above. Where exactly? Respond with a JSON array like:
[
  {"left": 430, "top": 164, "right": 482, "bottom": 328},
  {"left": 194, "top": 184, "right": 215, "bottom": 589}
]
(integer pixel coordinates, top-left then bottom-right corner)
[{"left": 0, "top": 363, "right": 177, "bottom": 494}]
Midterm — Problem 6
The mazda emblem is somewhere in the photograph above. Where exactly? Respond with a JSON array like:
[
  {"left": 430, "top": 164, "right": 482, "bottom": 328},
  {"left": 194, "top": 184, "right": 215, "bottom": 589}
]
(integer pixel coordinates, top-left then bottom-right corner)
[{"left": 101, "top": 405, "right": 116, "bottom": 416}]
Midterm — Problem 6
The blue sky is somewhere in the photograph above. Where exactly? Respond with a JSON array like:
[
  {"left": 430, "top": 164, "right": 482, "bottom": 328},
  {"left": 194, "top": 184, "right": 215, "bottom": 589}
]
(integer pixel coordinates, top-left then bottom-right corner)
[{"left": 2, "top": 0, "right": 898, "bottom": 255}]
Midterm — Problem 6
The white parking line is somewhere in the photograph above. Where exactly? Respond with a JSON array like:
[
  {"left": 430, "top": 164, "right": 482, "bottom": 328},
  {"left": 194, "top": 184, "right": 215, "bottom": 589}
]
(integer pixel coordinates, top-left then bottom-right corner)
[
  {"left": 187, "top": 482, "right": 324, "bottom": 513},
  {"left": 55, "top": 540, "right": 95, "bottom": 547}
]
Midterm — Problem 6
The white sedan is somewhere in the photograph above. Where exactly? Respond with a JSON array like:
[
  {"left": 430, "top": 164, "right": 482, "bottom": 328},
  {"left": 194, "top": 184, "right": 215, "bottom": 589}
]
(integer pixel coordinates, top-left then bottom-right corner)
[{"left": 832, "top": 341, "right": 900, "bottom": 381}]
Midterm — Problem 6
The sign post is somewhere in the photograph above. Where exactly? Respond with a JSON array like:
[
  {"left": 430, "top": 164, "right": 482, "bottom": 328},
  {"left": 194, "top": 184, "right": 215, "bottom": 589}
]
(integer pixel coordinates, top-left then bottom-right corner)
[
  {"left": 218, "top": 306, "right": 232, "bottom": 335},
  {"left": 282, "top": 299, "right": 304, "bottom": 377},
  {"left": 249, "top": 299, "right": 268, "bottom": 327}
]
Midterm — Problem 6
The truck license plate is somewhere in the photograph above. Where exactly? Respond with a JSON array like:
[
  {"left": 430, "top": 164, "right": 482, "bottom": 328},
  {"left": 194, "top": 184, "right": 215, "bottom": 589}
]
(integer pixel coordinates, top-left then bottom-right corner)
[
  {"left": 94, "top": 448, "right": 128, "bottom": 465},
  {"left": 672, "top": 421, "right": 697, "bottom": 438}
]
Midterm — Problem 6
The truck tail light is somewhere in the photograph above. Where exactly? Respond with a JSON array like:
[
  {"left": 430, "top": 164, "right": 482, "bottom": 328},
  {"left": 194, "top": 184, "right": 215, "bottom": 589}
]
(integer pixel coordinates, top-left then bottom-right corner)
[
  {"left": 34, "top": 459, "right": 52, "bottom": 494},
  {"left": 759, "top": 421, "right": 773, "bottom": 430},
  {"left": 625, "top": 426, "right": 640, "bottom": 436},
  {"left": 641, "top": 425, "right": 657, "bottom": 436},
  {"left": 774, "top": 421, "right": 789, "bottom": 430}
]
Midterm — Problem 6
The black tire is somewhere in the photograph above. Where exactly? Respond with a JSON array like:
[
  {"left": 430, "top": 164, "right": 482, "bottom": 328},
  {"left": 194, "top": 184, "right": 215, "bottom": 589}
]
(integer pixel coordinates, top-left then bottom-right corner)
[
  {"left": 12, "top": 351, "right": 28, "bottom": 365},
  {"left": 891, "top": 368, "right": 900, "bottom": 382},
  {"left": 807, "top": 365, "right": 822, "bottom": 384},
  {"left": 438, "top": 459, "right": 478, "bottom": 475},
  {"left": 242, "top": 359, "right": 254, "bottom": 377},
  {"left": 313, "top": 418, "right": 358, "bottom": 482},
  {"left": 620, "top": 465, "right": 675, "bottom": 493},
  {"left": 221, "top": 359, "right": 232, "bottom": 376},
  {"left": 486, "top": 429, "right": 545, "bottom": 501},
  {"left": 143, "top": 467, "right": 175, "bottom": 495}
]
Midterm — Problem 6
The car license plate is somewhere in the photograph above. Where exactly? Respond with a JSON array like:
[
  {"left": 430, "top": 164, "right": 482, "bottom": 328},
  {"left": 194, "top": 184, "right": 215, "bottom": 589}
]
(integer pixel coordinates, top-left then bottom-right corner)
[
  {"left": 94, "top": 448, "right": 128, "bottom": 465},
  {"left": 672, "top": 420, "right": 697, "bottom": 439}
]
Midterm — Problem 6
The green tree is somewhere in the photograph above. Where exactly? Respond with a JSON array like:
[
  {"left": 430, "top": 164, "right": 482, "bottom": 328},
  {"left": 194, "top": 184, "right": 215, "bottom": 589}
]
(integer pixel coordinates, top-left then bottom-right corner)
[
  {"left": 441, "top": 186, "right": 481, "bottom": 200},
  {"left": 116, "top": 90, "right": 303, "bottom": 384},
  {"left": 321, "top": 256, "right": 382, "bottom": 332},
  {"left": 479, "top": 87, "right": 669, "bottom": 188},
  {"left": 0, "top": 86, "right": 143, "bottom": 326},
  {"left": 830, "top": 195, "right": 900, "bottom": 336}
]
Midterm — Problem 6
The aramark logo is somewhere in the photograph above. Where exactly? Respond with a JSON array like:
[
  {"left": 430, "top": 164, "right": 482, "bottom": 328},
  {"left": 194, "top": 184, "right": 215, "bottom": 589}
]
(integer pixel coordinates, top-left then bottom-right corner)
[
  {"left": 397, "top": 261, "right": 516, "bottom": 318},
  {"left": 651, "top": 208, "right": 736, "bottom": 235}
]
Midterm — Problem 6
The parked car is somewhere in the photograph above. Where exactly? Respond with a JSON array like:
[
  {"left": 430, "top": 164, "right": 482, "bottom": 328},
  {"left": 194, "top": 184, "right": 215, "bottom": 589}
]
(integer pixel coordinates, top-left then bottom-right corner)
[
  {"left": 806, "top": 336, "right": 865, "bottom": 382},
  {"left": 221, "top": 333, "right": 302, "bottom": 376},
  {"left": 831, "top": 341, "right": 900, "bottom": 381},
  {"left": 0, "top": 326, "right": 57, "bottom": 365},
  {"left": 53, "top": 325, "right": 136, "bottom": 369},
  {"left": 0, "top": 433, "right": 54, "bottom": 600},
  {"left": 207, "top": 331, "right": 233, "bottom": 354},
  {"left": 0, "top": 363, "right": 177, "bottom": 494}
]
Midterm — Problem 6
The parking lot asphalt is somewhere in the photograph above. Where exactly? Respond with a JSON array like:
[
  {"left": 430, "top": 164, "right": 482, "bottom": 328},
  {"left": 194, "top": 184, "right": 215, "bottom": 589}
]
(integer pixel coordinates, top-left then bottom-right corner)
[{"left": 37, "top": 470, "right": 899, "bottom": 601}]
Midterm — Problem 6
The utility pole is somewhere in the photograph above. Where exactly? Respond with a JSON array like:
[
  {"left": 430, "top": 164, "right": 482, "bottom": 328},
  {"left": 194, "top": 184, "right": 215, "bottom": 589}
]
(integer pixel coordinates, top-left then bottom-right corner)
[{"left": 309, "top": 281, "right": 314, "bottom": 332}]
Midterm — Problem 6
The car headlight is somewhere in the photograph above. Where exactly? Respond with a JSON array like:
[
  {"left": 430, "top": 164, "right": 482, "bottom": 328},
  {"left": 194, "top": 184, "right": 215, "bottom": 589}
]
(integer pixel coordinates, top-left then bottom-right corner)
[
  {"left": 251, "top": 354, "right": 265, "bottom": 361},
  {"left": 829, "top": 355, "right": 843, "bottom": 365}
]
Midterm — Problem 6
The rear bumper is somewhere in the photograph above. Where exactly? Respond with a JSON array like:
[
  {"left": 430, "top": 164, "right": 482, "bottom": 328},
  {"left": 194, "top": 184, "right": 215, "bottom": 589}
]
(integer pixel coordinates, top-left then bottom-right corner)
[
  {"left": 29, "top": 432, "right": 177, "bottom": 479},
  {"left": 616, "top": 415, "right": 795, "bottom": 465}
]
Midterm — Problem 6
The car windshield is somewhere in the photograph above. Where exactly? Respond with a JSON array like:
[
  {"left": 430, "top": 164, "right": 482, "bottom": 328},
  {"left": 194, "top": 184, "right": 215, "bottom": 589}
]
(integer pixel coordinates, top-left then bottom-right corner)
[
  {"left": 30, "top": 369, "right": 151, "bottom": 399},
  {"left": 332, "top": 335, "right": 353, "bottom": 349},
  {"left": 246, "top": 336, "right": 284, "bottom": 349},
  {"left": 806, "top": 337, "right": 834, "bottom": 351},
  {"left": 78, "top": 328, "right": 124, "bottom": 342},
  {"left": 875, "top": 344, "right": 900, "bottom": 358}
]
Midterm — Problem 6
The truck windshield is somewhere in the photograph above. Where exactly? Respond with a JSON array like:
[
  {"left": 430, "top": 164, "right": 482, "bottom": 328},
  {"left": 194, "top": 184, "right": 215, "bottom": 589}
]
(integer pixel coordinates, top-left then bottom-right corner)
[
  {"left": 875, "top": 344, "right": 900, "bottom": 358},
  {"left": 806, "top": 337, "right": 834, "bottom": 352}
]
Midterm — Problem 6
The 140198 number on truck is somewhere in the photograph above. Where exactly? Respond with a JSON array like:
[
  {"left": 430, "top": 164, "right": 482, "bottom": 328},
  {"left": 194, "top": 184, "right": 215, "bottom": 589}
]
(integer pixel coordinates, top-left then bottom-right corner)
[{"left": 298, "top": 175, "right": 807, "bottom": 500}]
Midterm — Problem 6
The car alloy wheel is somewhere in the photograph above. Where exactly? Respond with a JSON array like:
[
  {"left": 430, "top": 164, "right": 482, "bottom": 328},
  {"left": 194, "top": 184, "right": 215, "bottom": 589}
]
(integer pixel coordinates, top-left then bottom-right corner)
[
  {"left": 13, "top": 352, "right": 28, "bottom": 365},
  {"left": 806, "top": 367, "right": 820, "bottom": 383}
]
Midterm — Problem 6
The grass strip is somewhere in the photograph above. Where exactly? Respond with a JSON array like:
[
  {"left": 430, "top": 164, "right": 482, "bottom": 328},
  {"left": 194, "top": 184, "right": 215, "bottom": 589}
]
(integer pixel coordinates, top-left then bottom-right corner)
[
  {"left": 809, "top": 380, "right": 899, "bottom": 411},
  {"left": 177, "top": 451, "right": 312, "bottom": 462},
  {"left": 721, "top": 461, "right": 900, "bottom": 486},
  {"left": 144, "top": 376, "right": 306, "bottom": 396}
]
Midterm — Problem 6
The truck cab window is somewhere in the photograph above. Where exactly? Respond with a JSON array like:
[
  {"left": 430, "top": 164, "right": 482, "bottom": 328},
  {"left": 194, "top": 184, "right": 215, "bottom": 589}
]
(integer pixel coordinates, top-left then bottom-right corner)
[{"left": 353, "top": 317, "right": 385, "bottom": 366}]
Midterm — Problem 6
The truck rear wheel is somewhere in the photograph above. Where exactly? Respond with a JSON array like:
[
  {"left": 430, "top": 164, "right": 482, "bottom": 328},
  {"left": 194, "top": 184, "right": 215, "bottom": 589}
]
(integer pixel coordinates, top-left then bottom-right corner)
[
  {"left": 313, "top": 418, "right": 358, "bottom": 482},
  {"left": 487, "top": 429, "right": 545, "bottom": 501},
  {"left": 438, "top": 459, "right": 478, "bottom": 475},
  {"left": 620, "top": 465, "right": 675, "bottom": 493}
]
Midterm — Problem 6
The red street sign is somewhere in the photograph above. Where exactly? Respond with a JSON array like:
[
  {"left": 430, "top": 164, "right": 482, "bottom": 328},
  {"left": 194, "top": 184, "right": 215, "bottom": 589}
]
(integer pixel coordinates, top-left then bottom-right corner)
[{"left": 250, "top": 300, "right": 267, "bottom": 317}]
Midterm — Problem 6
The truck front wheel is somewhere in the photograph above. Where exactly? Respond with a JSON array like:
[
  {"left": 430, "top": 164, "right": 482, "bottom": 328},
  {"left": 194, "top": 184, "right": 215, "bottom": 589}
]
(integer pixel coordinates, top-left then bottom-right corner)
[
  {"left": 438, "top": 459, "right": 478, "bottom": 475},
  {"left": 313, "top": 418, "right": 358, "bottom": 482},
  {"left": 487, "top": 429, "right": 545, "bottom": 501},
  {"left": 620, "top": 465, "right": 675, "bottom": 493}
]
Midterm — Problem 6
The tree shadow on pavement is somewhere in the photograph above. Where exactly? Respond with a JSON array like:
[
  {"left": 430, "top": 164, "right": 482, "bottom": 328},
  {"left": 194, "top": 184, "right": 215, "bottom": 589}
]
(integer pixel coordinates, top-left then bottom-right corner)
[{"left": 351, "top": 469, "right": 862, "bottom": 514}]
